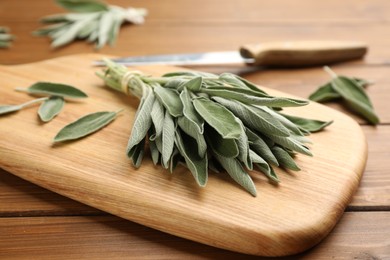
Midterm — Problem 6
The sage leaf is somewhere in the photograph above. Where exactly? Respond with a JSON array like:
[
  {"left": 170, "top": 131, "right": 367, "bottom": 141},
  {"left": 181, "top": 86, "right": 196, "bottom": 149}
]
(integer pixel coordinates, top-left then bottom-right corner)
[
  {"left": 163, "top": 71, "right": 216, "bottom": 78},
  {"left": 169, "top": 147, "right": 181, "bottom": 173},
  {"left": 213, "top": 97, "right": 290, "bottom": 137},
  {"left": 56, "top": 0, "right": 108, "bottom": 12},
  {"left": 128, "top": 137, "right": 146, "bottom": 168},
  {"left": 219, "top": 73, "right": 248, "bottom": 89},
  {"left": 214, "top": 153, "right": 257, "bottom": 197},
  {"left": 38, "top": 96, "right": 65, "bottom": 122},
  {"left": 126, "top": 88, "right": 155, "bottom": 155},
  {"left": 0, "top": 105, "right": 22, "bottom": 115},
  {"left": 230, "top": 74, "right": 269, "bottom": 95},
  {"left": 249, "top": 150, "right": 279, "bottom": 183},
  {"left": 148, "top": 129, "right": 160, "bottom": 165},
  {"left": 162, "top": 111, "right": 175, "bottom": 169},
  {"left": 54, "top": 111, "right": 118, "bottom": 142},
  {"left": 180, "top": 87, "right": 204, "bottom": 134},
  {"left": 177, "top": 116, "right": 207, "bottom": 158},
  {"left": 205, "top": 125, "right": 239, "bottom": 158},
  {"left": 271, "top": 146, "right": 300, "bottom": 171},
  {"left": 20, "top": 82, "right": 88, "bottom": 99},
  {"left": 235, "top": 124, "right": 252, "bottom": 170},
  {"left": 309, "top": 83, "right": 341, "bottom": 102},
  {"left": 203, "top": 88, "right": 308, "bottom": 107},
  {"left": 265, "top": 134, "right": 312, "bottom": 156},
  {"left": 97, "top": 10, "right": 113, "bottom": 49},
  {"left": 246, "top": 128, "right": 278, "bottom": 166},
  {"left": 154, "top": 85, "right": 183, "bottom": 117},
  {"left": 0, "top": 97, "right": 48, "bottom": 116},
  {"left": 193, "top": 97, "right": 242, "bottom": 139},
  {"left": 150, "top": 98, "right": 165, "bottom": 138},
  {"left": 282, "top": 114, "right": 333, "bottom": 133},
  {"left": 175, "top": 130, "right": 208, "bottom": 187},
  {"left": 182, "top": 77, "right": 203, "bottom": 92},
  {"left": 330, "top": 75, "right": 379, "bottom": 124}
]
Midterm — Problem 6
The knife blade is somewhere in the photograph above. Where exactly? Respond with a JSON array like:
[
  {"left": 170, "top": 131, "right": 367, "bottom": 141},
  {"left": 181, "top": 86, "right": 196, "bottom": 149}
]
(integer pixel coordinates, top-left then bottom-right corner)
[{"left": 95, "top": 40, "right": 367, "bottom": 67}]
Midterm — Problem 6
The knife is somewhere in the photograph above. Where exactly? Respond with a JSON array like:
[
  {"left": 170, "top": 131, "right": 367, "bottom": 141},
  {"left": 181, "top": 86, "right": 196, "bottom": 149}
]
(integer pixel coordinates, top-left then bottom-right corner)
[{"left": 95, "top": 40, "right": 367, "bottom": 67}]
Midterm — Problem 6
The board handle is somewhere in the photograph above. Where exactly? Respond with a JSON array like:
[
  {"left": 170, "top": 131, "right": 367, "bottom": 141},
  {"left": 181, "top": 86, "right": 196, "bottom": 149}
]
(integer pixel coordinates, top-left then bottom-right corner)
[{"left": 240, "top": 40, "right": 367, "bottom": 67}]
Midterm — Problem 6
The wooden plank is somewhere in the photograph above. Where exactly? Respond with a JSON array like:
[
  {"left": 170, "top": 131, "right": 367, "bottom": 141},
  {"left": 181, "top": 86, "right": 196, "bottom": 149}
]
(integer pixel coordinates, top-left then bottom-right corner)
[
  {"left": 1, "top": 22, "right": 390, "bottom": 65},
  {"left": 2, "top": 0, "right": 390, "bottom": 23},
  {"left": 0, "top": 212, "right": 389, "bottom": 259}
]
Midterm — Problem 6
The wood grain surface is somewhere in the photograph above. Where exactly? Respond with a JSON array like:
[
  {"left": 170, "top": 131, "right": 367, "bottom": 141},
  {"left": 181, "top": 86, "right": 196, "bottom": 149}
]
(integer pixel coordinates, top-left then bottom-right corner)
[
  {"left": 0, "top": 54, "right": 366, "bottom": 256},
  {"left": 1, "top": 0, "right": 389, "bottom": 258}
]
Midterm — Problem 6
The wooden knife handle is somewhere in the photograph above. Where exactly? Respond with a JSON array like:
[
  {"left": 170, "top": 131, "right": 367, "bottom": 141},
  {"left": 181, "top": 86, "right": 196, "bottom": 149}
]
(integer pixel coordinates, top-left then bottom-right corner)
[{"left": 239, "top": 41, "right": 367, "bottom": 67}]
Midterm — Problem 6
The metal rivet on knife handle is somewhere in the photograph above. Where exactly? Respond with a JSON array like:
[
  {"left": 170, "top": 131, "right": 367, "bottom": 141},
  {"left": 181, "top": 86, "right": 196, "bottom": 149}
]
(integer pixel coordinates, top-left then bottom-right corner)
[{"left": 239, "top": 40, "right": 368, "bottom": 67}]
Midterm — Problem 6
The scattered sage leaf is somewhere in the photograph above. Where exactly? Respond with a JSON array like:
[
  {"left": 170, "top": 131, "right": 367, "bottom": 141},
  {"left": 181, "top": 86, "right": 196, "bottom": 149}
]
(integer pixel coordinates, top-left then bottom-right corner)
[
  {"left": 308, "top": 83, "right": 341, "bottom": 102},
  {"left": 214, "top": 153, "right": 257, "bottom": 197},
  {"left": 154, "top": 85, "right": 183, "bottom": 117},
  {"left": 193, "top": 97, "right": 242, "bottom": 139},
  {"left": 19, "top": 82, "right": 88, "bottom": 99},
  {"left": 0, "top": 97, "right": 48, "bottom": 116},
  {"left": 38, "top": 96, "right": 65, "bottom": 122},
  {"left": 53, "top": 110, "right": 118, "bottom": 142}
]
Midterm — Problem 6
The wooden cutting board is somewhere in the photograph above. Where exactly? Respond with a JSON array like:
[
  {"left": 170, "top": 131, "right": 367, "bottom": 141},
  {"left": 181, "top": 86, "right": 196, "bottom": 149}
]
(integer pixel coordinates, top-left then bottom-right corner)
[{"left": 0, "top": 54, "right": 367, "bottom": 256}]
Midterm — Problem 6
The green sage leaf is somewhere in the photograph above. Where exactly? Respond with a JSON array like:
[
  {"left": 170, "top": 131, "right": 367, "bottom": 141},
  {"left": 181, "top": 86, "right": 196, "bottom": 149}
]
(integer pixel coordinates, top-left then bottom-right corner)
[
  {"left": 182, "top": 76, "right": 203, "bottom": 92},
  {"left": 330, "top": 75, "right": 379, "bottom": 124},
  {"left": 128, "top": 137, "right": 146, "bottom": 168},
  {"left": 205, "top": 125, "right": 239, "bottom": 158},
  {"left": 180, "top": 87, "right": 204, "bottom": 134},
  {"left": 21, "top": 82, "right": 88, "bottom": 99},
  {"left": 265, "top": 134, "right": 312, "bottom": 156},
  {"left": 53, "top": 110, "right": 118, "bottom": 142},
  {"left": 271, "top": 146, "right": 300, "bottom": 171},
  {"left": 175, "top": 130, "right": 208, "bottom": 187},
  {"left": 56, "top": 0, "right": 108, "bottom": 12},
  {"left": 308, "top": 83, "right": 341, "bottom": 102},
  {"left": 154, "top": 85, "right": 183, "bottom": 117},
  {"left": 249, "top": 150, "right": 279, "bottom": 183},
  {"left": 213, "top": 97, "right": 290, "bottom": 137},
  {"left": 193, "top": 97, "right": 242, "bottom": 139},
  {"left": 214, "top": 153, "right": 257, "bottom": 197},
  {"left": 282, "top": 114, "right": 333, "bottom": 133},
  {"left": 162, "top": 110, "right": 175, "bottom": 169},
  {"left": 169, "top": 147, "right": 181, "bottom": 173},
  {"left": 203, "top": 88, "right": 308, "bottom": 107},
  {"left": 148, "top": 129, "right": 160, "bottom": 165},
  {"left": 177, "top": 116, "right": 207, "bottom": 158},
  {"left": 0, "top": 97, "right": 48, "bottom": 116},
  {"left": 38, "top": 96, "right": 65, "bottom": 122},
  {"left": 246, "top": 128, "right": 278, "bottom": 166},
  {"left": 126, "top": 88, "right": 155, "bottom": 155},
  {"left": 150, "top": 98, "right": 165, "bottom": 138}
]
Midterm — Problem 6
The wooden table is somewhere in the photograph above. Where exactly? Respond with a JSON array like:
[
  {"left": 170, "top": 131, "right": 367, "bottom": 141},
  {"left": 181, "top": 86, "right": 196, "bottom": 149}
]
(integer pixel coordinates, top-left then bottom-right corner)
[{"left": 1, "top": 0, "right": 389, "bottom": 258}]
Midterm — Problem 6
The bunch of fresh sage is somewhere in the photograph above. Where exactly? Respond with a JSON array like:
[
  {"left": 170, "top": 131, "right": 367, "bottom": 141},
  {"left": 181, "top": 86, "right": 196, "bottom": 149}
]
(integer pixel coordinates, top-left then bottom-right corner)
[
  {"left": 0, "top": 27, "right": 14, "bottom": 48},
  {"left": 97, "top": 60, "right": 332, "bottom": 196},
  {"left": 309, "top": 66, "right": 379, "bottom": 125},
  {"left": 33, "top": 0, "right": 147, "bottom": 49}
]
